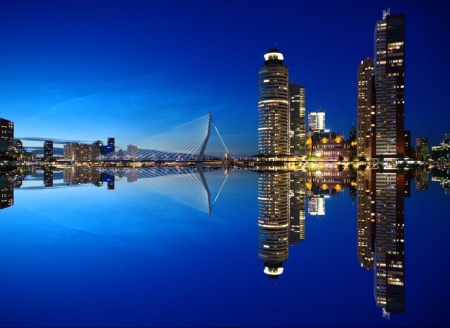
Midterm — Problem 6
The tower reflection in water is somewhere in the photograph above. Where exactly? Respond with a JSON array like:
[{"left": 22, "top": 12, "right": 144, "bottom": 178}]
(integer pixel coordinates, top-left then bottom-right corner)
[
  {"left": 257, "top": 169, "right": 307, "bottom": 278},
  {"left": 358, "top": 169, "right": 410, "bottom": 318}
]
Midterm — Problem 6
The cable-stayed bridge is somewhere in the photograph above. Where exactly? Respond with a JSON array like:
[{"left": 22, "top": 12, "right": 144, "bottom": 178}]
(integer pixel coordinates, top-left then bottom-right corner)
[
  {"left": 17, "top": 112, "right": 229, "bottom": 162},
  {"left": 104, "top": 112, "right": 228, "bottom": 161}
]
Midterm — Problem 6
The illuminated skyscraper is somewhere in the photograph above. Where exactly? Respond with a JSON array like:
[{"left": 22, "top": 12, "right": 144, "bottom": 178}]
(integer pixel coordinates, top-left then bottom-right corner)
[
  {"left": 357, "top": 58, "right": 375, "bottom": 159},
  {"left": 258, "top": 49, "right": 290, "bottom": 156},
  {"left": 373, "top": 9, "right": 406, "bottom": 158},
  {"left": 289, "top": 82, "right": 306, "bottom": 157},
  {"left": 44, "top": 140, "right": 53, "bottom": 160},
  {"left": 307, "top": 111, "right": 325, "bottom": 132},
  {"left": 0, "top": 118, "right": 14, "bottom": 151},
  {"left": 415, "top": 137, "right": 429, "bottom": 160}
]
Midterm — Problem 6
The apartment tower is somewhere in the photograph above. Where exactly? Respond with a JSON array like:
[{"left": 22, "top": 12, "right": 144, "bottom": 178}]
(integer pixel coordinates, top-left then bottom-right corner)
[
  {"left": 357, "top": 58, "right": 375, "bottom": 159},
  {"left": 258, "top": 49, "right": 290, "bottom": 156},
  {"left": 289, "top": 82, "right": 306, "bottom": 157},
  {"left": 374, "top": 9, "right": 406, "bottom": 158}
]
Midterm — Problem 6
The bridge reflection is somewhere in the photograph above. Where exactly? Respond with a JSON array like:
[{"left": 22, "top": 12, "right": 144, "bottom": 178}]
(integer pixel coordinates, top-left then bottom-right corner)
[{"left": 2, "top": 165, "right": 229, "bottom": 215}]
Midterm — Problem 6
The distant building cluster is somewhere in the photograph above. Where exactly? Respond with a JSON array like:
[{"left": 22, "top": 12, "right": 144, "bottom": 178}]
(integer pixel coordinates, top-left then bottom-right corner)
[
  {"left": 257, "top": 50, "right": 356, "bottom": 161},
  {"left": 431, "top": 133, "right": 450, "bottom": 160}
]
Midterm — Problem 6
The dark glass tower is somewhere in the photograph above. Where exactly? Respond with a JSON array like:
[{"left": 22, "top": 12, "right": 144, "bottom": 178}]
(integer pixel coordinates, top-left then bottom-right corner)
[
  {"left": 0, "top": 118, "right": 14, "bottom": 151},
  {"left": 374, "top": 10, "right": 406, "bottom": 158},
  {"left": 44, "top": 140, "right": 53, "bottom": 160},
  {"left": 289, "top": 82, "right": 306, "bottom": 157}
]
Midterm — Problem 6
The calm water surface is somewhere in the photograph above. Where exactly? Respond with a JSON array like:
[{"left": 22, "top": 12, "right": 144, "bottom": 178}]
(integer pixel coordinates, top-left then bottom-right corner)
[{"left": 0, "top": 167, "right": 449, "bottom": 327}]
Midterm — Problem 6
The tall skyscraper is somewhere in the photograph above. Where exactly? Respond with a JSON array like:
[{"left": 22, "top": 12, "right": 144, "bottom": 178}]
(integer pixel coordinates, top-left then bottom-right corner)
[
  {"left": 127, "top": 145, "right": 139, "bottom": 159},
  {"left": 415, "top": 137, "right": 429, "bottom": 160},
  {"left": 357, "top": 58, "right": 375, "bottom": 159},
  {"left": 307, "top": 111, "right": 325, "bottom": 132},
  {"left": 373, "top": 9, "right": 406, "bottom": 158},
  {"left": 258, "top": 49, "right": 290, "bottom": 156},
  {"left": 289, "top": 82, "right": 306, "bottom": 157},
  {"left": 0, "top": 118, "right": 14, "bottom": 151}
]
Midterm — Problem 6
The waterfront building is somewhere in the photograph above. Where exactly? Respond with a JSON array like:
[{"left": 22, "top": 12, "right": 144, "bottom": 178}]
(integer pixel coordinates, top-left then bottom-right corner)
[
  {"left": 44, "top": 140, "right": 53, "bottom": 160},
  {"left": 0, "top": 118, "right": 14, "bottom": 151},
  {"left": 258, "top": 49, "right": 290, "bottom": 157},
  {"left": 101, "top": 138, "right": 115, "bottom": 155},
  {"left": 431, "top": 133, "right": 450, "bottom": 160},
  {"left": 289, "top": 82, "right": 306, "bottom": 157},
  {"left": 92, "top": 141, "right": 103, "bottom": 160},
  {"left": 373, "top": 9, "right": 406, "bottom": 159},
  {"left": 415, "top": 137, "right": 429, "bottom": 160},
  {"left": 357, "top": 58, "right": 375, "bottom": 159},
  {"left": 308, "top": 110, "right": 325, "bottom": 132},
  {"left": 127, "top": 145, "right": 139, "bottom": 159},
  {"left": 14, "top": 139, "right": 23, "bottom": 149}
]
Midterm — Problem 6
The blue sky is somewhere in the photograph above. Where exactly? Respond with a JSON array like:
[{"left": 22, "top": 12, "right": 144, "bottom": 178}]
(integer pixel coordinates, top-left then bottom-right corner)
[{"left": 1, "top": 0, "right": 449, "bottom": 157}]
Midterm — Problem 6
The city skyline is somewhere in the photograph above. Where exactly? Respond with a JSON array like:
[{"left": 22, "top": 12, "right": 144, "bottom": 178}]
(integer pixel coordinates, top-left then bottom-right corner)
[{"left": 1, "top": 0, "right": 449, "bottom": 157}]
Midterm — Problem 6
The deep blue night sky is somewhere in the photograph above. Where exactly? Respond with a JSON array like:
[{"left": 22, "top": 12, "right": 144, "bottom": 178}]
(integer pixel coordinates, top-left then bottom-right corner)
[{"left": 1, "top": 0, "right": 449, "bottom": 157}]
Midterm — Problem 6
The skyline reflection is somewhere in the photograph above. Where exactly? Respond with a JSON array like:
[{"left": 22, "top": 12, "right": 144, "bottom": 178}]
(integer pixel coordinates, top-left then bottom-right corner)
[{"left": 1, "top": 165, "right": 449, "bottom": 322}]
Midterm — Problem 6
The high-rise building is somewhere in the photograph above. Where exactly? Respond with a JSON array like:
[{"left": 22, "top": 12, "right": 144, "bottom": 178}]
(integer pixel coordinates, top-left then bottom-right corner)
[
  {"left": 127, "top": 145, "right": 139, "bottom": 159},
  {"left": 258, "top": 49, "right": 290, "bottom": 156},
  {"left": 0, "top": 118, "right": 14, "bottom": 151},
  {"left": 307, "top": 111, "right": 325, "bottom": 132},
  {"left": 373, "top": 9, "right": 406, "bottom": 158},
  {"left": 289, "top": 82, "right": 306, "bottom": 157},
  {"left": 415, "top": 137, "right": 429, "bottom": 160},
  {"left": 101, "top": 138, "right": 115, "bottom": 155},
  {"left": 44, "top": 140, "right": 53, "bottom": 160},
  {"left": 357, "top": 58, "right": 375, "bottom": 159}
]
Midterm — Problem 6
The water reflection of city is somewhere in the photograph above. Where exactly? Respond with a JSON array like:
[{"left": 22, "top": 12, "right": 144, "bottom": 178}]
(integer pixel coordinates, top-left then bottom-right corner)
[
  {"left": 256, "top": 167, "right": 449, "bottom": 318},
  {"left": 2, "top": 166, "right": 450, "bottom": 317}
]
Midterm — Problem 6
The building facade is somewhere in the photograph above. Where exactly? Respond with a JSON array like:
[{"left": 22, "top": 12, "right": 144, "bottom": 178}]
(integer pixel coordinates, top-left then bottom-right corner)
[
  {"left": 308, "top": 111, "right": 325, "bottom": 132},
  {"left": 258, "top": 49, "right": 290, "bottom": 156},
  {"left": 357, "top": 58, "right": 375, "bottom": 159},
  {"left": 373, "top": 10, "right": 406, "bottom": 158},
  {"left": 44, "top": 140, "right": 53, "bottom": 160},
  {"left": 0, "top": 118, "right": 14, "bottom": 152},
  {"left": 289, "top": 82, "right": 306, "bottom": 157},
  {"left": 415, "top": 137, "right": 429, "bottom": 160}
]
